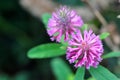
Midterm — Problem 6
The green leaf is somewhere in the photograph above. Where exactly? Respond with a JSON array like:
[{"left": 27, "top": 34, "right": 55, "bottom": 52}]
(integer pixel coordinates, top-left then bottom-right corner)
[
  {"left": 41, "top": 13, "right": 51, "bottom": 27},
  {"left": 0, "top": 74, "right": 9, "bottom": 80},
  {"left": 14, "top": 71, "right": 29, "bottom": 80},
  {"left": 102, "top": 51, "right": 120, "bottom": 59},
  {"left": 87, "top": 77, "right": 96, "bottom": 80},
  {"left": 74, "top": 67, "right": 85, "bottom": 80},
  {"left": 60, "top": 35, "right": 68, "bottom": 46},
  {"left": 27, "top": 43, "right": 66, "bottom": 59},
  {"left": 51, "top": 58, "right": 74, "bottom": 80},
  {"left": 81, "top": 24, "right": 88, "bottom": 31},
  {"left": 99, "top": 32, "right": 110, "bottom": 40},
  {"left": 89, "top": 65, "right": 119, "bottom": 80}
]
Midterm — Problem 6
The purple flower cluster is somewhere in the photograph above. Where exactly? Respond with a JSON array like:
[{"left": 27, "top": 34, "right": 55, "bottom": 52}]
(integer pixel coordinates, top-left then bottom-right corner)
[
  {"left": 47, "top": 6, "right": 83, "bottom": 42},
  {"left": 47, "top": 6, "right": 104, "bottom": 69},
  {"left": 66, "top": 30, "right": 103, "bottom": 69}
]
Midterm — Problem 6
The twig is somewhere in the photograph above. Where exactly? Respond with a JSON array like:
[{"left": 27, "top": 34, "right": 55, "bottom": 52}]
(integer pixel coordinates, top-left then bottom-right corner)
[
  {"left": 82, "top": 0, "right": 119, "bottom": 51},
  {"left": 82, "top": 0, "right": 108, "bottom": 26}
]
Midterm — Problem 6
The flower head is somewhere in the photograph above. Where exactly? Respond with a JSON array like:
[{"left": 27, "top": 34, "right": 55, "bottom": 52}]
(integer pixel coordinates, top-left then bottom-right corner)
[
  {"left": 47, "top": 6, "right": 84, "bottom": 42},
  {"left": 66, "top": 29, "right": 104, "bottom": 69}
]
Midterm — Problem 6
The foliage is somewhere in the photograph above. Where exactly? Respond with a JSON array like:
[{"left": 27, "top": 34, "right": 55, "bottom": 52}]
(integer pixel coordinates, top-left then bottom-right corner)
[
  {"left": 99, "top": 32, "right": 110, "bottom": 40},
  {"left": 74, "top": 67, "right": 85, "bottom": 80},
  {"left": 89, "top": 65, "right": 119, "bottom": 80},
  {"left": 102, "top": 51, "right": 120, "bottom": 59},
  {"left": 27, "top": 13, "right": 120, "bottom": 80},
  {"left": 51, "top": 58, "right": 74, "bottom": 80},
  {"left": 0, "top": 0, "right": 120, "bottom": 80},
  {"left": 27, "top": 43, "right": 66, "bottom": 59}
]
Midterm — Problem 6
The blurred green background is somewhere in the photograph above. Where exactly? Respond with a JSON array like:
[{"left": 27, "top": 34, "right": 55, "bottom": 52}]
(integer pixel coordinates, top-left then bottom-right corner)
[
  {"left": 0, "top": 0, "right": 53, "bottom": 80},
  {"left": 0, "top": 0, "right": 120, "bottom": 80}
]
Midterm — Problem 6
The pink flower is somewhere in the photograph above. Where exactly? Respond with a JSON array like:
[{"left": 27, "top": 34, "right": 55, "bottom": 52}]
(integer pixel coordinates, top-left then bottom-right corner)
[
  {"left": 66, "top": 29, "right": 104, "bottom": 69},
  {"left": 47, "top": 6, "right": 84, "bottom": 42}
]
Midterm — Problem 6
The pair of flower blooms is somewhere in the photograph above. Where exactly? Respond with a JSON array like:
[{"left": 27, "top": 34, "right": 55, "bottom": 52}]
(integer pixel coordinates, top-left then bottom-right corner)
[{"left": 47, "top": 6, "right": 104, "bottom": 69}]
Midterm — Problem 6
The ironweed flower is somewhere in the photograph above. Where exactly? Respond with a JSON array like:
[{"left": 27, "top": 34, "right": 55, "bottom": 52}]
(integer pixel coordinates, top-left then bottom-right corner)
[
  {"left": 47, "top": 6, "right": 83, "bottom": 42},
  {"left": 66, "top": 29, "right": 104, "bottom": 69}
]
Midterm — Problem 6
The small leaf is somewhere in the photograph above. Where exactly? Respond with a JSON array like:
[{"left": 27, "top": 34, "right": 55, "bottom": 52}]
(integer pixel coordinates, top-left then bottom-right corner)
[
  {"left": 99, "top": 32, "right": 110, "bottom": 40},
  {"left": 74, "top": 67, "right": 85, "bottom": 80},
  {"left": 89, "top": 65, "right": 119, "bottom": 80},
  {"left": 41, "top": 13, "right": 51, "bottom": 27},
  {"left": 51, "top": 58, "right": 74, "bottom": 80},
  {"left": 60, "top": 35, "right": 68, "bottom": 47},
  {"left": 102, "top": 51, "right": 120, "bottom": 59},
  {"left": 27, "top": 43, "right": 66, "bottom": 59},
  {"left": 81, "top": 24, "right": 88, "bottom": 31}
]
